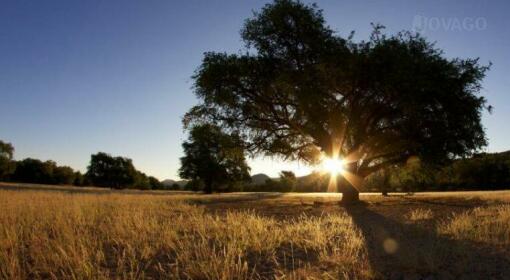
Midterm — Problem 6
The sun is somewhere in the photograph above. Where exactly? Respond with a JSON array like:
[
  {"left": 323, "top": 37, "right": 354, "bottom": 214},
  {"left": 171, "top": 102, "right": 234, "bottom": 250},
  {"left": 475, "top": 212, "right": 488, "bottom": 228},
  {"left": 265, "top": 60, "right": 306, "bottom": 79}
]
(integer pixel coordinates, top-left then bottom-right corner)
[{"left": 322, "top": 157, "right": 345, "bottom": 177}]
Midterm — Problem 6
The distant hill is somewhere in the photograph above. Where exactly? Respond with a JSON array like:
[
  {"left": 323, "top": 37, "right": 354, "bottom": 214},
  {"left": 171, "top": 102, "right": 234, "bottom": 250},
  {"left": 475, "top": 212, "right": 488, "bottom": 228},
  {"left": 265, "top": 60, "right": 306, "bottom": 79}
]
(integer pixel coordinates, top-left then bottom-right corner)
[
  {"left": 296, "top": 172, "right": 321, "bottom": 185},
  {"left": 250, "top": 173, "right": 271, "bottom": 185},
  {"left": 161, "top": 179, "right": 176, "bottom": 186},
  {"left": 162, "top": 179, "right": 188, "bottom": 187}
]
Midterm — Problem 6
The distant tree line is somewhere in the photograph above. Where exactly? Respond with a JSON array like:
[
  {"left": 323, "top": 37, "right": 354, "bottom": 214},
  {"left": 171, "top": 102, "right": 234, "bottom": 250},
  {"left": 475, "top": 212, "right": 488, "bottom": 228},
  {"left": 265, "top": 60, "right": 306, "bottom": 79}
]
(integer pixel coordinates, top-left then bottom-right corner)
[
  {"left": 0, "top": 140, "right": 166, "bottom": 190},
  {"left": 3, "top": 137, "right": 510, "bottom": 192},
  {"left": 364, "top": 151, "right": 510, "bottom": 192}
]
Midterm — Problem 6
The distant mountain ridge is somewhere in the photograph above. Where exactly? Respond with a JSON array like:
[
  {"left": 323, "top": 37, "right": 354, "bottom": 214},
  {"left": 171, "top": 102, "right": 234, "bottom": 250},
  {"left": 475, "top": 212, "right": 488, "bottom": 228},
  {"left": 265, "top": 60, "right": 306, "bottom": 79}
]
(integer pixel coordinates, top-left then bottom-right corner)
[
  {"left": 163, "top": 172, "right": 319, "bottom": 188},
  {"left": 164, "top": 173, "right": 279, "bottom": 187},
  {"left": 162, "top": 179, "right": 188, "bottom": 187},
  {"left": 250, "top": 173, "right": 271, "bottom": 185}
]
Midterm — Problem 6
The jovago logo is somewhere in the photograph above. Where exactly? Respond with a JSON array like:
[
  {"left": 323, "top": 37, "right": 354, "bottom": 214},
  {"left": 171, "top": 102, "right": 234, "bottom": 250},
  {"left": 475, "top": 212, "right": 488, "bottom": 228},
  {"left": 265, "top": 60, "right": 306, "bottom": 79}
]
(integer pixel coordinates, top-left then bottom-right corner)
[{"left": 412, "top": 15, "right": 487, "bottom": 32}]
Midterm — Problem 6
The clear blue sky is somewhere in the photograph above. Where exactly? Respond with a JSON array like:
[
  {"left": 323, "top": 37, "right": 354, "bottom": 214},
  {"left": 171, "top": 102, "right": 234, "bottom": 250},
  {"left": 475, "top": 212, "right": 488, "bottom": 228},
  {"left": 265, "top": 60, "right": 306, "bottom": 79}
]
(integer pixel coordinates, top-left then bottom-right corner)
[{"left": 1, "top": 0, "right": 509, "bottom": 180}]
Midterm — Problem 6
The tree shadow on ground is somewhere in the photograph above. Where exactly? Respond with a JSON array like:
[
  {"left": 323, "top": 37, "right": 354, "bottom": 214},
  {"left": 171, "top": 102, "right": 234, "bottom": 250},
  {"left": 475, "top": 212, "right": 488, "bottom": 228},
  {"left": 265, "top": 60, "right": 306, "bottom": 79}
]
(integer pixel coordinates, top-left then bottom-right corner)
[{"left": 345, "top": 203, "right": 510, "bottom": 279}]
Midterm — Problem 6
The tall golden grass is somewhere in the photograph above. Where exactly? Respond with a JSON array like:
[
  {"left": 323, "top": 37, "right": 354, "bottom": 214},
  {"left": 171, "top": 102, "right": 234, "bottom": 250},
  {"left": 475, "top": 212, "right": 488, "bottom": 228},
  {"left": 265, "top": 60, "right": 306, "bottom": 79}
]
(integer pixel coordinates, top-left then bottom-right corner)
[
  {"left": 0, "top": 191, "right": 371, "bottom": 279},
  {"left": 1, "top": 189, "right": 509, "bottom": 279},
  {"left": 439, "top": 204, "right": 510, "bottom": 245}
]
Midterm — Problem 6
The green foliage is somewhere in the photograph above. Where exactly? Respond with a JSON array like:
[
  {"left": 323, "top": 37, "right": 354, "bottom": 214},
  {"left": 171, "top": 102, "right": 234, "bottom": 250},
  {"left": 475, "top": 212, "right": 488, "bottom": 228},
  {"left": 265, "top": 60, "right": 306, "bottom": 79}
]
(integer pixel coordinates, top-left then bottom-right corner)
[
  {"left": 440, "top": 152, "right": 510, "bottom": 189},
  {"left": 186, "top": 0, "right": 490, "bottom": 185},
  {"left": 364, "top": 163, "right": 439, "bottom": 193},
  {"left": 389, "top": 160, "right": 437, "bottom": 192},
  {"left": 179, "top": 124, "right": 251, "bottom": 193},
  {"left": 363, "top": 151, "right": 510, "bottom": 192}
]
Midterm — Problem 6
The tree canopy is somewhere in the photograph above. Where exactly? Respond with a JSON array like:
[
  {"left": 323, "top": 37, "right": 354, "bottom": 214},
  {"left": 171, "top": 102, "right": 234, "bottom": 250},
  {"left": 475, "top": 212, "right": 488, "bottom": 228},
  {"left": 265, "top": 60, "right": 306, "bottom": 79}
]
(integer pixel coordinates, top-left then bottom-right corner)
[
  {"left": 0, "top": 140, "right": 14, "bottom": 160},
  {"left": 86, "top": 152, "right": 138, "bottom": 189},
  {"left": 185, "top": 0, "right": 490, "bottom": 201},
  {"left": 85, "top": 153, "right": 164, "bottom": 189},
  {"left": 179, "top": 124, "right": 251, "bottom": 193},
  {"left": 11, "top": 159, "right": 77, "bottom": 185}
]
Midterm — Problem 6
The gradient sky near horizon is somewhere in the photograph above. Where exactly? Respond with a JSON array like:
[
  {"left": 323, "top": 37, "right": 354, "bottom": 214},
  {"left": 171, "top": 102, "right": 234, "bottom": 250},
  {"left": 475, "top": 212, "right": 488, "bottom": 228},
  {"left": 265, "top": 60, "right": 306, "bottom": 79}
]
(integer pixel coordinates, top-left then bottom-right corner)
[{"left": 1, "top": 0, "right": 509, "bottom": 180}]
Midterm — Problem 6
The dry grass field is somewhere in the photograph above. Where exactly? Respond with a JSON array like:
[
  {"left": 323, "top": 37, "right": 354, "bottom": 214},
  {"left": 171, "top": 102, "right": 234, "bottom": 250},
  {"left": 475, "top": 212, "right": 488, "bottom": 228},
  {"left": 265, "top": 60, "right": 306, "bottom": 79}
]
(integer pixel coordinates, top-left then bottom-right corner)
[{"left": 1, "top": 183, "right": 510, "bottom": 279}]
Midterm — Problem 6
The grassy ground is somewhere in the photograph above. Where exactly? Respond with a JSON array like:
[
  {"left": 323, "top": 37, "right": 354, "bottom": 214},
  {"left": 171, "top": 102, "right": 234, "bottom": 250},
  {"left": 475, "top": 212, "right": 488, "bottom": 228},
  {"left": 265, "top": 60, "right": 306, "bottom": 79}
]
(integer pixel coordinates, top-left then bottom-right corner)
[{"left": 1, "top": 183, "right": 509, "bottom": 279}]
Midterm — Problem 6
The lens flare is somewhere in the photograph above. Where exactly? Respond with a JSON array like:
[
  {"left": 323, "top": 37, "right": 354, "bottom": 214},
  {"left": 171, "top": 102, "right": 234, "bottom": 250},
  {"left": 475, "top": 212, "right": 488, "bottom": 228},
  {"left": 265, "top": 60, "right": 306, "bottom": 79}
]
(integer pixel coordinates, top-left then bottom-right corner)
[{"left": 322, "top": 157, "right": 345, "bottom": 177}]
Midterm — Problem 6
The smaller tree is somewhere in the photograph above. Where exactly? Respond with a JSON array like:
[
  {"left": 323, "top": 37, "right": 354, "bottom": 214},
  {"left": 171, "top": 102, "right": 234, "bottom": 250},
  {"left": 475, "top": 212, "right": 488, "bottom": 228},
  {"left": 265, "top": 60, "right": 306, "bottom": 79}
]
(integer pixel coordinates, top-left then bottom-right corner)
[
  {"left": 179, "top": 124, "right": 251, "bottom": 193},
  {"left": 0, "top": 140, "right": 15, "bottom": 180},
  {"left": 148, "top": 176, "right": 164, "bottom": 190},
  {"left": 52, "top": 166, "right": 77, "bottom": 185},
  {"left": 278, "top": 170, "right": 297, "bottom": 192},
  {"left": 86, "top": 152, "right": 137, "bottom": 189}
]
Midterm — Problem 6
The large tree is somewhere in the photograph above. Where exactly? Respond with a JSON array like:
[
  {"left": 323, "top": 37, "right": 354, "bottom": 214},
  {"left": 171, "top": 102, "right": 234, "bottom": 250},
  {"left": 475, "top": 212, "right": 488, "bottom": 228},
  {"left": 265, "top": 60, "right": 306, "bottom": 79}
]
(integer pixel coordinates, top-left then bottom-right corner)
[
  {"left": 185, "top": 0, "right": 490, "bottom": 202},
  {"left": 179, "top": 124, "right": 251, "bottom": 193}
]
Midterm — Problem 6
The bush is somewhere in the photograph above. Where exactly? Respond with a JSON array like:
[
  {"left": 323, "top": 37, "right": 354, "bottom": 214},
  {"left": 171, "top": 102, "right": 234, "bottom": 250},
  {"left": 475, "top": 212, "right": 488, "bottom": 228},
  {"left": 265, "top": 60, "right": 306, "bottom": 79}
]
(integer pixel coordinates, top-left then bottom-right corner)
[{"left": 12, "top": 159, "right": 56, "bottom": 184}]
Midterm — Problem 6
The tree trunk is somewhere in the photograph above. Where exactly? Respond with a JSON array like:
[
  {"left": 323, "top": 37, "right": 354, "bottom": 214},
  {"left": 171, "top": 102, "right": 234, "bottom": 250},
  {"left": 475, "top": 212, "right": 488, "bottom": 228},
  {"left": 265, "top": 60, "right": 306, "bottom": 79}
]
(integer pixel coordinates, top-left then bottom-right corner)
[{"left": 338, "top": 176, "right": 360, "bottom": 204}]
